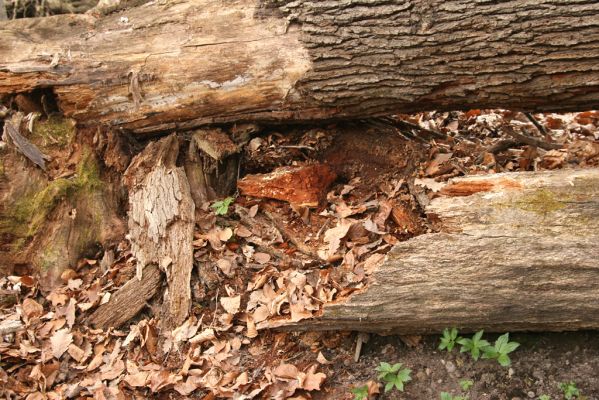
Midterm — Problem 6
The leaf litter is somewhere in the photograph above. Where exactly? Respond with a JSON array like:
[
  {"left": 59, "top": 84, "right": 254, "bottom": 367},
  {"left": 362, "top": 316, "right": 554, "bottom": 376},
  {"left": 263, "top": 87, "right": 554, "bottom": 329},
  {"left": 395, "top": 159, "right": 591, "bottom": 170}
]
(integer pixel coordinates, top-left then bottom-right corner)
[{"left": 0, "top": 110, "right": 598, "bottom": 399}]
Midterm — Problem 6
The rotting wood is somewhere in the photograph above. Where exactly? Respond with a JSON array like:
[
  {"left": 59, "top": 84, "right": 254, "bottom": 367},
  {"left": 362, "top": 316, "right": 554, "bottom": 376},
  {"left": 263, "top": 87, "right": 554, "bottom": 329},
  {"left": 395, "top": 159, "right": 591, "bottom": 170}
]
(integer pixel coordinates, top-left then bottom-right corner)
[
  {"left": 124, "top": 134, "right": 195, "bottom": 331},
  {"left": 87, "top": 264, "right": 162, "bottom": 329},
  {"left": 2, "top": 0, "right": 599, "bottom": 134},
  {"left": 184, "top": 128, "right": 239, "bottom": 209},
  {"left": 264, "top": 168, "right": 599, "bottom": 334}
]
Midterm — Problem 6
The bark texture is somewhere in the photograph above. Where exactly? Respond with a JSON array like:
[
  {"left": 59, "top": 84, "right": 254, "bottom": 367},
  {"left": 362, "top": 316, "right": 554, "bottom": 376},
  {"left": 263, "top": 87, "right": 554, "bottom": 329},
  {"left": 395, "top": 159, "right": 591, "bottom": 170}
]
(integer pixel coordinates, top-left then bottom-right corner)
[
  {"left": 124, "top": 134, "right": 195, "bottom": 330},
  {"left": 2, "top": 0, "right": 599, "bottom": 134},
  {"left": 268, "top": 168, "right": 599, "bottom": 334},
  {"left": 87, "top": 264, "right": 162, "bottom": 329}
]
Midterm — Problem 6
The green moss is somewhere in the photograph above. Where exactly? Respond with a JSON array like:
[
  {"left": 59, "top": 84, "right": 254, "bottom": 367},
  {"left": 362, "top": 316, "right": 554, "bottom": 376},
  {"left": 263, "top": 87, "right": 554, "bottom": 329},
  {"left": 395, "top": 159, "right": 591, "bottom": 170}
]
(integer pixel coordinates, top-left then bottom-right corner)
[
  {"left": 31, "top": 115, "right": 75, "bottom": 149},
  {"left": 1, "top": 151, "right": 103, "bottom": 240},
  {"left": 514, "top": 189, "right": 566, "bottom": 215}
]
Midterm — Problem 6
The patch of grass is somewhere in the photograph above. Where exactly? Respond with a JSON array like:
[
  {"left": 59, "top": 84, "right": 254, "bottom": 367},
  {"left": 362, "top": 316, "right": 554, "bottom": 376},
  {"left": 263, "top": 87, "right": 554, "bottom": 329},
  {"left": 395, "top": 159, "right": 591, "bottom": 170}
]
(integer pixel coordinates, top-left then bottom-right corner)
[{"left": 440, "top": 392, "right": 467, "bottom": 400}]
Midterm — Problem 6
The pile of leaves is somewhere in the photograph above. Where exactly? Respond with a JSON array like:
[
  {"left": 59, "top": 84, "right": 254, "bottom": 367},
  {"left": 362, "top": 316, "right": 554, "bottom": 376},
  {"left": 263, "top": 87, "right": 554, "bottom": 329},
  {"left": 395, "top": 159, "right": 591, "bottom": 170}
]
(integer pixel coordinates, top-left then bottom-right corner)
[{"left": 1, "top": 109, "right": 598, "bottom": 399}]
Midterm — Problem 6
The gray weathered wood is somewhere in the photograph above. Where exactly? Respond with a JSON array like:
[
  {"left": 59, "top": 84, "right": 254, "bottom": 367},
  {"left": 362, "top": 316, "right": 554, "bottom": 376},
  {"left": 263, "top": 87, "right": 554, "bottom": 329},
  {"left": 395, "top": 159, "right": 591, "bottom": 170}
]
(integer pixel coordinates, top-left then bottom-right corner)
[
  {"left": 1, "top": 0, "right": 599, "bottom": 134},
  {"left": 124, "top": 134, "right": 195, "bottom": 330},
  {"left": 265, "top": 168, "right": 599, "bottom": 334}
]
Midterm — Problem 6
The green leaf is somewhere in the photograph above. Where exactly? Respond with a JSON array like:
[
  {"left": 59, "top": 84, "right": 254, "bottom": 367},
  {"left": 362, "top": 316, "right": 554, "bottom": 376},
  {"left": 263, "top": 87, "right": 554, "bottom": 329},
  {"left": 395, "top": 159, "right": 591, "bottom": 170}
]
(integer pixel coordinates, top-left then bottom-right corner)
[
  {"left": 377, "top": 362, "right": 411, "bottom": 393},
  {"left": 211, "top": 197, "right": 234, "bottom": 215},
  {"left": 538, "top": 395, "right": 551, "bottom": 400},
  {"left": 459, "top": 379, "right": 474, "bottom": 391},
  {"left": 497, "top": 353, "right": 511, "bottom": 367},
  {"left": 559, "top": 381, "right": 580, "bottom": 400},
  {"left": 439, "top": 328, "right": 460, "bottom": 352},
  {"left": 384, "top": 382, "right": 393, "bottom": 393},
  {"left": 440, "top": 392, "right": 453, "bottom": 400},
  {"left": 351, "top": 385, "right": 369, "bottom": 400}
]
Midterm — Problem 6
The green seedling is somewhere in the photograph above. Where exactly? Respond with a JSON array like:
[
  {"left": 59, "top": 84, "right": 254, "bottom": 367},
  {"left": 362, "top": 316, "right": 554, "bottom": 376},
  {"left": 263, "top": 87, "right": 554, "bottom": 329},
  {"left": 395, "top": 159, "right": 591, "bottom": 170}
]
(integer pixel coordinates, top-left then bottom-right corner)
[
  {"left": 459, "top": 379, "right": 474, "bottom": 391},
  {"left": 211, "top": 197, "right": 235, "bottom": 215},
  {"left": 482, "top": 333, "right": 520, "bottom": 367},
  {"left": 538, "top": 395, "right": 551, "bottom": 400},
  {"left": 351, "top": 385, "right": 369, "bottom": 400},
  {"left": 440, "top": 392, "right": 467, "bottom": 400},
  {"left": 457, "top": 330, "right": 490, "bottom": 361},
  {"left": 376, "top": 362, "right": 412, "bottom": 393},
  {"left": 559, "top": 381, "right": 580, "bottom": 399},
  {"left": 439, "top": 328, "right": 461, "bottom": 352}
]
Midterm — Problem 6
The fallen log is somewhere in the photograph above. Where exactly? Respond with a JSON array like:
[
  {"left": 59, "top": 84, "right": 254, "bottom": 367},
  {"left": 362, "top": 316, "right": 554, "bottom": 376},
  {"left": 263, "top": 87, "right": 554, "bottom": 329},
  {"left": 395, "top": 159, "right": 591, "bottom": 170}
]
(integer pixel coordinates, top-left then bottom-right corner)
[
  {"left": 266, "top": 168, "right": 599, "bottom": 334},
  {"left": 2, "top": 0, "right": 599, "bottom": 134}
]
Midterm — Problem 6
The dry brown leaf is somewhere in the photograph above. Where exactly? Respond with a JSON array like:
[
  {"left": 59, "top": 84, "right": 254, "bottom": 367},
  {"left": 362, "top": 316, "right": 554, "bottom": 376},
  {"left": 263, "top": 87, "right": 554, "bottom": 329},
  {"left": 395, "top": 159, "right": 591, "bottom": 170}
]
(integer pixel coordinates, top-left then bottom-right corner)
[
  {"left": 67, "top": 344, "right": 85, "bottom": 363},
  {"left": 301, "top": 365, "right": 326, "bottom": 391},
  {"left": 316, "top": 352, "right": 331, "bottom": 365},
  {"left": 253, "top": 252, "right": 271, "bottom": 264},
  {"left": 220, "top": 296, "right": 241, "bottom": 314},
  {"left": 245, "top": 315, "right": 258, "bottom": 338},
  {"left": 50, "top": 328, "right": 73, "bottom": 359},
  {"left": 323, "top": 221, "right": 352, "bottom": 259},
  {"left": 274, "top": 363, "right": 299, "bottom": 380},
  {"left": 124, "top": 371, "right": 150, "bottom": 387},
  {"left": 216, "top": 259, "right": 233, "bottom": 277},
  {"left": 235, "top": 225, "right": 252, "bottom": 238},
  {"left": 22, "top": 298, "right": 44, "bottom": 321},
  {"left": 189, "top": 328, "right": 216, "bottom": 344}
]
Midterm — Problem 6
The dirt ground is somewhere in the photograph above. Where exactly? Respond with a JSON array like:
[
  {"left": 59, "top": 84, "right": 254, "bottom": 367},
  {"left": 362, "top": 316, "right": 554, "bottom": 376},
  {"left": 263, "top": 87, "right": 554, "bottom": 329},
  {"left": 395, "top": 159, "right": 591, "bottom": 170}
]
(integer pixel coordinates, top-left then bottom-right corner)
[{"left": 306, "top": 331, "right": 599, "bottom": 399}]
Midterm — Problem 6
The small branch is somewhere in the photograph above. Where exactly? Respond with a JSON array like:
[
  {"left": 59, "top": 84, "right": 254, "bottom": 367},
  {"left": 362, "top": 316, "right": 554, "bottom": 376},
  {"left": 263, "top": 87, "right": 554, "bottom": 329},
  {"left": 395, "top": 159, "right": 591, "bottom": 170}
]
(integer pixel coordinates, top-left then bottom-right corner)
[
  {"left": 502, "top": 125, "right": 562, "bottom": 151},
  {"left": 524, "top": 112, "right": 548, "bottom": 136}
]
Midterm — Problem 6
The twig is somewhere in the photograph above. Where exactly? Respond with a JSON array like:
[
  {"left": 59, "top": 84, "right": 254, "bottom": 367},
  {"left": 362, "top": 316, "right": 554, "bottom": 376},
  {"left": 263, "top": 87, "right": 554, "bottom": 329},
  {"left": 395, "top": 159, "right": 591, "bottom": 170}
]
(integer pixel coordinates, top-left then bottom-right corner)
[
  {"left": 393, "top": 118, "right": 448, "bottom": 140},
  {"left": 524, "top": 112, "right": 548, "bottom": 136},
  {"left": 262, "top": 210, "right": 321, "bottom": 260},
  {"left": 502, "top": 125, "right": 562, "bottom": 151}
]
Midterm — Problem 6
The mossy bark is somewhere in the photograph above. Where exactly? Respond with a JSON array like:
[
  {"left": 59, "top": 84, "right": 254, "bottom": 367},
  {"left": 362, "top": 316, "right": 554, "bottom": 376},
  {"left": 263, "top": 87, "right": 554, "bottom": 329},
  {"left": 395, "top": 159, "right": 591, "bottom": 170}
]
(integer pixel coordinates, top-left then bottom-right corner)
[{"left": 0, "top": 116, "right": 125, "bottom": 287}]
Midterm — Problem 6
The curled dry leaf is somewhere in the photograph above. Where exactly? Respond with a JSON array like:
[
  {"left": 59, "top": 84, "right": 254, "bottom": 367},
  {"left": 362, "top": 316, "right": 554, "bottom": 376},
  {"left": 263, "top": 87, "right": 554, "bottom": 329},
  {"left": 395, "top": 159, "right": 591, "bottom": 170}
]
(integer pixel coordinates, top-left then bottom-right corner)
[
  {"left": 322, "top": 221, "right": 353, "bottom": 259},
  {"left": 316, "top": 352, "right": 331, "bottom": 365},
  {"left": 22, "top": 298, "right": 44, "bottom": 321},
  {"left": 189, "top": 328, "right": 216, "bottom": 344}
]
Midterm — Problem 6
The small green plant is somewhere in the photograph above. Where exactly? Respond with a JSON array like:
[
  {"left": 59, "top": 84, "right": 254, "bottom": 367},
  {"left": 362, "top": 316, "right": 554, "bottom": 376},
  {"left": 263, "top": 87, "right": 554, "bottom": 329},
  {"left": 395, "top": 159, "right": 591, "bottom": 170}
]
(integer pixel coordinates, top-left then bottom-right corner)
[
  {"left": 459, "top": 379, "right": 474, "bottom": 391},
  {"left": 482, "top": 333, "right": 520, "bottom": 367},
  {"left": 211, "top": 197, "right": 235, "bottom": 215},
  {"left": 457, "top": 330, "right": 490, "bottom": 361},
  {"left": 439, "top": 328, "right": 461, "bottom": 352},
  {"left": 351, "top": 385, "right": 369, "bottom": 400},
  {"left": 538, "top": 395, "right": 551, "bottom": 400},
  {"left": 376, "top": 362, "right": 412, "bottom": 393},
  {"left": 559, "top": 381, "right": 580, "bottom": 399},
  {"left": 440, "top": 392, "right": 467, "bottom": 400}
]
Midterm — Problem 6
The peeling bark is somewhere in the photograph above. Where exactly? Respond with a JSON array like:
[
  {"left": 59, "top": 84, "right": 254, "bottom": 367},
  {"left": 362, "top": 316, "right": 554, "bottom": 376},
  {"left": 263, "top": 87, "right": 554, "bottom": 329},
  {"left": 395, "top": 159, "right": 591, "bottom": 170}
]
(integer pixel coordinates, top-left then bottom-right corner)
[
  {"left": 124, "top": 134, "right": 195, "bottom": 330},
  {"left": 1, "top": 0, "right": 599, "bottom": 134},
  {"left": 269, "top": 168, "right": 599, "bottom": 334}
]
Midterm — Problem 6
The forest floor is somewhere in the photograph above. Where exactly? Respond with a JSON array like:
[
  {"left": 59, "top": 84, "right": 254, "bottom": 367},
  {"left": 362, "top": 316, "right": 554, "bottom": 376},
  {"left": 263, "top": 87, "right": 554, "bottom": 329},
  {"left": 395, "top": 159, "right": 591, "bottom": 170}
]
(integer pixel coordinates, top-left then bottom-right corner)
[{"left": 1, "top": 110, "right": 599, "bottom": 399}]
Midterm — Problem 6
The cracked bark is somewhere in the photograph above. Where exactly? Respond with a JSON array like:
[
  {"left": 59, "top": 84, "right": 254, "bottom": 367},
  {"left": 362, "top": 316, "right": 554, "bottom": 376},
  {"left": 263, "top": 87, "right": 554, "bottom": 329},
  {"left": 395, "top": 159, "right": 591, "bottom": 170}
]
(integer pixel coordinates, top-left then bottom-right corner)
[
  {"left": 123, "top": 134, "right": 195, "bottom": 331},
  {"left": 266, "top": 168, "right": 599, "bottom": 334},
  {"left": 1, "top": 0, "right": 599, "bottom": 134}
]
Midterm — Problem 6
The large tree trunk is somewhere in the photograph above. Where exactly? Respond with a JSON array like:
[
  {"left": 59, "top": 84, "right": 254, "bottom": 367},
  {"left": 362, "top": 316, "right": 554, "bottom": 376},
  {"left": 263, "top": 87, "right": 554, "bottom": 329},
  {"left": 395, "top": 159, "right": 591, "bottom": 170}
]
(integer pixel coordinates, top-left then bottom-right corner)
[
  {"left": 2, "top": 0, "right": 599, "bottom": 134},
  {"left": 263, "top": 168, "right": 599, "bottom": 334}
]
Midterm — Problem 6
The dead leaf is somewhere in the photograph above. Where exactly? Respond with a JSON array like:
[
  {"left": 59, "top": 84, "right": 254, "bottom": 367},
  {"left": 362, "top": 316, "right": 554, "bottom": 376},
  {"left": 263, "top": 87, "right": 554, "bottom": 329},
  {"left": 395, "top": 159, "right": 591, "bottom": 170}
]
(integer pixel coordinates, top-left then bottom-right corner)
[
  {"left": 50, "top": 328, "right": 73, "bottom": 359},
  {"left": 220, "top": 296, "right": 241, "bottom": 314},
  {"left": 253, "top": 252, "right": 271, "bottom": 264},
  {"left": 22, "top": 298, "right": 44, "bottom": 321},
  {"left": 301, "top": 365, "right": 326, "bottom": 391}
]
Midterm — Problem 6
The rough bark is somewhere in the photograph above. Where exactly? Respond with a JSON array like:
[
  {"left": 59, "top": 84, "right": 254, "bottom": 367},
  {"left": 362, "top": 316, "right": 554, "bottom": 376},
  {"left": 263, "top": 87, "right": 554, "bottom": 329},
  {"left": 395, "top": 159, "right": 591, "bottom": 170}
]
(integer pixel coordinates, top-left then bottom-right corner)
[
  {"left": 123, "top": 134, "right": 195, "bottom": 331},
  {"left": 2, "top": 0, "right": 599, "bottom": 134},
  {"left": 87, "top": 263, "right": 162, "bottom": 329},
  {"left": 266, "top": 168, "right": 599, "bottom": 334}
]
